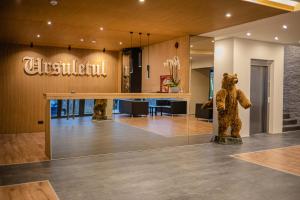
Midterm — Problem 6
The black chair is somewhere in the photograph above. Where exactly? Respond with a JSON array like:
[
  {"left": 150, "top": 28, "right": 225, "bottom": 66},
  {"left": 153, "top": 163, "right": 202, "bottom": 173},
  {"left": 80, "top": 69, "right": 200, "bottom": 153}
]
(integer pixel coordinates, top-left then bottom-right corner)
[
  {"left": 155, "top": 99, "right": 187, "bottom": 115},
  {"left": 195, "top": 103, "right": 213, "bottom": 121},
  {"left": 119, "top": 100, "right": 149, "bottom": 117}
]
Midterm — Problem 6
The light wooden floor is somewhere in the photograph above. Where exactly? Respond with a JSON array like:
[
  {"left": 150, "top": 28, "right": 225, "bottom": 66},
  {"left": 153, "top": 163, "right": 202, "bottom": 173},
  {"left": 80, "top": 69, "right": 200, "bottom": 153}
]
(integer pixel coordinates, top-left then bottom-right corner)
[
  {"left": 0, "top": 181, "right": 59, "bottom": 200},
  {"left": 114, "top": 115, "right": 213, "bottom": 137},
  {"left": 0, "top": 132, "right": 48, "bottom": 166},
  {"left": 233, "top": 145, "right": 300, "bottom": 176}
]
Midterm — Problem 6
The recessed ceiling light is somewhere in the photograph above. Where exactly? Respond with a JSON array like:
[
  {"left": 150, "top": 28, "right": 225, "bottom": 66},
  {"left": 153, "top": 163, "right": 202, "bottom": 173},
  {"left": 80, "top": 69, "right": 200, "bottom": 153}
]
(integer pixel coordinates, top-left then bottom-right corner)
[
  {"left": 190, "top": 45, "right": 194, "bottom": 48},
  {"left": 274, "top": 36, "right": 279, "bottom": 41},
  {"left": 47, "top": 21, "right": 52, "bottom": 25},
  {"left": 80, "top": 38, "right": 84, "bottom": 42},
  {"left": 92, "top": 40, "right": 96, "bottom": 43},
  {"left": 100, "top": 27, "right": 104, "bottom": 31},
  {"left": 49, "top": 0, "right": 58, "bottom": 6},
  {"left": 225, "top": 13, "right": 232, "bottom": 18},
  {"left": 139, "top": 0, "right": 145, "bottom": 3},
  {"left": 282, "top": 25, "right": 288, "bottom": 29},
  {"left": 119, "top": 42, "right": 123, "bottom": 45},
  {"left": 246, "top": 32, "right": 251, "bottom": 36},
  {"left": 190, "top": 56, "right": 193, "bottom": 60},
  {"left": 36, "top": 34, "right": 40, "bottom": 38},
  {"left": 212, "top": 40, "right": 215, "bottom": 43}
]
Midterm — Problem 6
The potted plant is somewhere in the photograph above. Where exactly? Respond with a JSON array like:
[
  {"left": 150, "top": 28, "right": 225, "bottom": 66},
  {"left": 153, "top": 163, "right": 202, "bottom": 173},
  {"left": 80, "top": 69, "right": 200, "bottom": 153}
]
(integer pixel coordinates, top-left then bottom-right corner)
[{"left": 163, "top": 56, "right": 181, "bottom": 93}]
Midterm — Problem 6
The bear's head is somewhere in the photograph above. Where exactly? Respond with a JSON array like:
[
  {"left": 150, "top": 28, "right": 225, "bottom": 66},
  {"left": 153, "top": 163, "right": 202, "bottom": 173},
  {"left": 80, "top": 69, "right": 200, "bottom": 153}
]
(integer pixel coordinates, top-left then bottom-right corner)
[{"left": 222, "top": 73, "right": 238, "bottom": 90}]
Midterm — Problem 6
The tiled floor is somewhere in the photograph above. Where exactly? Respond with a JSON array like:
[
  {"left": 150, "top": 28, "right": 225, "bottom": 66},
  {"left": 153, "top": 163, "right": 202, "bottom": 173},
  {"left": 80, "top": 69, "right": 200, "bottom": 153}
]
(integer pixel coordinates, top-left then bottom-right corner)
[{"left": 1, "top": 132, "right": 299, "bottom": 200}]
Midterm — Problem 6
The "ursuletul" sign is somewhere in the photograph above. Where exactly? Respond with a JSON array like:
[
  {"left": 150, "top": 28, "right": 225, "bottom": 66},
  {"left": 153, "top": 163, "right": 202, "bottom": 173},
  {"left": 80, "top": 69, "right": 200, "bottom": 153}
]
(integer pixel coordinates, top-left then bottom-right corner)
[{"left": 22, "top": 56, "right": 107, "bottom": 77}]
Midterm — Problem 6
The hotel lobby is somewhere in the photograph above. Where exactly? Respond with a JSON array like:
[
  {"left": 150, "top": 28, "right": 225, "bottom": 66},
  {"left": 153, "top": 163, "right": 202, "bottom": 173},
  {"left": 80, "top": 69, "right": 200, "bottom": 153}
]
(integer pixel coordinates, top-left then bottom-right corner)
[{"left": 0, "top": 0, "right": 300, "bottom": 200}]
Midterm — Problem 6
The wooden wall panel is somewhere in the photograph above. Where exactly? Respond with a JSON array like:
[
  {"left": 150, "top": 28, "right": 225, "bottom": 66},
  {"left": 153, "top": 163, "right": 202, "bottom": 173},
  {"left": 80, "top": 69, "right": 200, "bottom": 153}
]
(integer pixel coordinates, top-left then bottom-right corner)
[
  {"left": 0, "top": 44, "right": 120, "bottom": 134},
  {"left": 142, "top": 36, "right": 190, "bottom": 93}
]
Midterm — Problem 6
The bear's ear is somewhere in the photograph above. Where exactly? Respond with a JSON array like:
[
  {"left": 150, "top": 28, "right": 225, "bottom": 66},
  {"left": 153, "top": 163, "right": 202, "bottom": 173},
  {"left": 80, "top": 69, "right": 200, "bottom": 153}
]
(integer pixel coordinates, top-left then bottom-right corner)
[{"left": 223, "top": 73, "right": 228, "bottom": 77}]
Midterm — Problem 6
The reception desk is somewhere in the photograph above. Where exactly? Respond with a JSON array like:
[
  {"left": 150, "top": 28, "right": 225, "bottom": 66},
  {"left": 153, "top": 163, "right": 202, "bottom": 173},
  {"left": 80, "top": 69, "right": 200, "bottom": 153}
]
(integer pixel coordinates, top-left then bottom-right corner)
[{"left": 44, "top": 93, "right": 191, "bottom": 159}]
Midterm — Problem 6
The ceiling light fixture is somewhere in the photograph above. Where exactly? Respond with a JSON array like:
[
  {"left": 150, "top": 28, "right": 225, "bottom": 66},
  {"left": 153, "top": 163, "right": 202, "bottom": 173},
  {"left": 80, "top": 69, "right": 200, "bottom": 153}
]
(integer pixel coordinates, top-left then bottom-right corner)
[
  {"left": 36, "top": 34, "right": 40, "bottom": 38},
  {"left": 100, "top": 27, "right": 104, "bottom": 31},
  {"left": 92, "top": 40, "right": 96, "bottom": 43},
  {"left": 138, "top": 32, "right": 142, "bottom": 68},
  {"left": 225, "top": 13, "right": 232, "bottom": 18},
  {"left": 246, "top": 32, "right": 251, "bottom": 36},
  {"left": 212, "top": 40, "right": 215, "bottom": 43},
  {"left": 49, "top": 0, "right": 58, "bottom": 6},
  {"left": 190, "top": 45, "right": 194, "bottom": 48},
  {"left": 139, "top": 0, "right": 145, "bottom": 3},
  {"left": 282, "top": 24, "right": 288, "bottom": 29},
  {"left": 119, "top": 41, "right": 123, "bottom": 45},
  {"left": 80, "top": 38, "right": 84, "bottom": 42},
  {"left": 130, "top": 32, "right": 133, "bottom": 73},
  {"left": 47, "top": 21, "right": 52, "bottom": 25},
  {"left": 147, "top": 33, "right": 150, "bottom": 79},
  {"left": 274, "top": 36, "right": 279, "bottom": 41}
]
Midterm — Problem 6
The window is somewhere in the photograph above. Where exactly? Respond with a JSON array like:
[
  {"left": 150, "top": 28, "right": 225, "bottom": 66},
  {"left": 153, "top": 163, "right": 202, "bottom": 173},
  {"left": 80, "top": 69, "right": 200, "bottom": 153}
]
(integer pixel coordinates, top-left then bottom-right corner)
[{"left": 209, "top": 69, "right": 214, "bottom": 100}]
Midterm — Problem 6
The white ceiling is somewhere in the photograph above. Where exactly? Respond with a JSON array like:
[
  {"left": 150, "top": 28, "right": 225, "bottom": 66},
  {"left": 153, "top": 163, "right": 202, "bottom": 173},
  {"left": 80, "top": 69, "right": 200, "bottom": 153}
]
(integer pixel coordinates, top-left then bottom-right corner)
[{"left": 201, "top": 11, "right": 300, "bottom": 46}]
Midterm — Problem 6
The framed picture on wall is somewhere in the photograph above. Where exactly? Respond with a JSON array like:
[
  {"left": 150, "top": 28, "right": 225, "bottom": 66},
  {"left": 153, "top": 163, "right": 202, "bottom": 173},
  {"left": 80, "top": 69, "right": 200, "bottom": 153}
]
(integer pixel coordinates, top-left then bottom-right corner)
[{"left": 160, "top": 75, "right": 172, "bottom": 93}]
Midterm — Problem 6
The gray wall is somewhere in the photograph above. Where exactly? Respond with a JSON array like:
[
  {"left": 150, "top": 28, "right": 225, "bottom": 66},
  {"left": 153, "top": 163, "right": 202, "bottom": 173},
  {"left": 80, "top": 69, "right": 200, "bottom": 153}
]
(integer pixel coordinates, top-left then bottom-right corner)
[{"left": 284, "top": 45, "right": 300, "bottom": 121}]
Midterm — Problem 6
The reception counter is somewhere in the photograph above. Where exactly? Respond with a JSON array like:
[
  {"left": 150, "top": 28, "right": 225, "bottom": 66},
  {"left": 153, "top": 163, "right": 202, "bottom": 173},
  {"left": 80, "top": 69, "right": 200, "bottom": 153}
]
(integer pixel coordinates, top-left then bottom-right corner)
[
  {"left": 44, "top": 92, "right": 191, "bottom": 159},
  {"left": 44, "top": 92, "right": 191, "bottom": 100}
]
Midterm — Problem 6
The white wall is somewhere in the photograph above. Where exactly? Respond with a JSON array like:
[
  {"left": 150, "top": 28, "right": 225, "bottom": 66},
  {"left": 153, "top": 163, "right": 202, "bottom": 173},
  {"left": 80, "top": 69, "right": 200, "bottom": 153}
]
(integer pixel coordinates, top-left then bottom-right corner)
[
  {"left": 214, "top": 38, "right": 284, "bottom": 137},
  {"left": 190, "top": 68, "right": 210, "bottom": 114}
]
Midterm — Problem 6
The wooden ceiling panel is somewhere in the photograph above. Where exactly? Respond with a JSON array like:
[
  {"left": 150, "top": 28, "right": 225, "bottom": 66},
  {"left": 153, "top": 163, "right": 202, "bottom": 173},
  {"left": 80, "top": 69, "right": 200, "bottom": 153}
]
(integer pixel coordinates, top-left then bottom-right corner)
[{"left": 0, "top": 0, "right": 287, "bottom": 50}]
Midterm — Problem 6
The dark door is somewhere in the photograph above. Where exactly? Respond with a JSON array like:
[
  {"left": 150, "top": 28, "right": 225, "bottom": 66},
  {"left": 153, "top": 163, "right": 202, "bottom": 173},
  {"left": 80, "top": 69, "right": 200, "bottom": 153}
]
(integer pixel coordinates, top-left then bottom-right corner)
[{"left": 250, "top": 66, "right": 268, "bottom": 134}]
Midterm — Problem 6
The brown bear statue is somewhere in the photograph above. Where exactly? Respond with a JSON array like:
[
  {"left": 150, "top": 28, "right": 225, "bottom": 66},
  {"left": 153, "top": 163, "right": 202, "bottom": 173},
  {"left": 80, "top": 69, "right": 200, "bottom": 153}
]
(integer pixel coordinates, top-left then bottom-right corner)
[
  {"left": 216, "top": 73, "right": 251, "bottom": 138},
  {"left": 92, "top": 99, "right": 108, "bottom": 120}
]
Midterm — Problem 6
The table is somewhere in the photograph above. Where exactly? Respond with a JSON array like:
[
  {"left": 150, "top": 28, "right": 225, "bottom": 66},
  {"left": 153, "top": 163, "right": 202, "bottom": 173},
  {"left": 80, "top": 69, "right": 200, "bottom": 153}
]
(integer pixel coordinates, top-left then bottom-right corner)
[{"left": 149, "top": 105, "right": 171, "bottom": 116}]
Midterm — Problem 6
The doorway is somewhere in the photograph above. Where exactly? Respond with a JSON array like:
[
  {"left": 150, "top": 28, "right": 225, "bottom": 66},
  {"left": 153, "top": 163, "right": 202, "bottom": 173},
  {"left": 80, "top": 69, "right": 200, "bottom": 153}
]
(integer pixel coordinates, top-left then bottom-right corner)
[{"left": 250, "top": 60, "right": 270, "bottom": 134}]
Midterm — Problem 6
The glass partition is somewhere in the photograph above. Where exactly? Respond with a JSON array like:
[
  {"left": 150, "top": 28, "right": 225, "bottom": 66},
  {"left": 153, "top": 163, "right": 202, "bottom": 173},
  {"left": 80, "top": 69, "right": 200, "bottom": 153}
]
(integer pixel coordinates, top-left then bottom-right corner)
[{"left": 50, "top": 97, "right": 213, "bottom": 159}]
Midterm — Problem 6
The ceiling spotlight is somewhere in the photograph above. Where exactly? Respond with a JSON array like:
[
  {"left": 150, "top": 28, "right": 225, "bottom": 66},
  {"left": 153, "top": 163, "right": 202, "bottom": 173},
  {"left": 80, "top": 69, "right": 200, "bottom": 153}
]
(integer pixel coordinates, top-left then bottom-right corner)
[
  {"left": 91, "top": 40, "right": 96, "bottom": 43},
  {"left": 49, "top": 0, "right": 58, "bottom": 6},
  {"left": 274, "top": 36, "right": 279, "bottom": 41},
  {"left": 190, "top": 45, "right": 194, "bottom": 48},
  {"left": 100, "top": 27, "right": 104, "bottom": 31},
  {"left": 47, "top": 21, "right": 52, "bottom": 25},
  {"left": 190, "top": 56, "right": 193, "bottom": 60},
  {"left": 212, "top": 40, "right": 215, "bottom": 43},
  {"left": 246, "top": 32, "right": 251, "bottom": 36},
  {"left": 119, "top": 42, "right": 123, "bottom": 45},
  {"left": 80, "top": 38, "right": 84, "bottom": 42},
  {"left": 139, "top": 0, "right": 145, "bottom": 3},
  {"left": 225, "top": 13, "right": 232, "bottom": 18},
  {"left": 282, "top": 25, "right": 288, "bottom": 29},
  {"left": 36, "top": 34, "right": 40, "bottom": 38}
]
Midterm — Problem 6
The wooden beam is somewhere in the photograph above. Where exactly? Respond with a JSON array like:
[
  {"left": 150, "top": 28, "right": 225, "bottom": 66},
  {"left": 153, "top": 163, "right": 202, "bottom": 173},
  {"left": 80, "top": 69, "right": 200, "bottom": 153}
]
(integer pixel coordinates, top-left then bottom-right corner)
[{"left": 243, "top": 0, "right": 295, "bottom": 11}]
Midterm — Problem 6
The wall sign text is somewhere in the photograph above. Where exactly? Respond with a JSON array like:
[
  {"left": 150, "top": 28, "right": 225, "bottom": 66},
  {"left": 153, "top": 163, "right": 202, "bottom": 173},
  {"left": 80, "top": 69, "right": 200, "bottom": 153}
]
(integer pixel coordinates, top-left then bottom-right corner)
[{"left": 22, "top": 56, "right": 107, "bottom": 77}]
